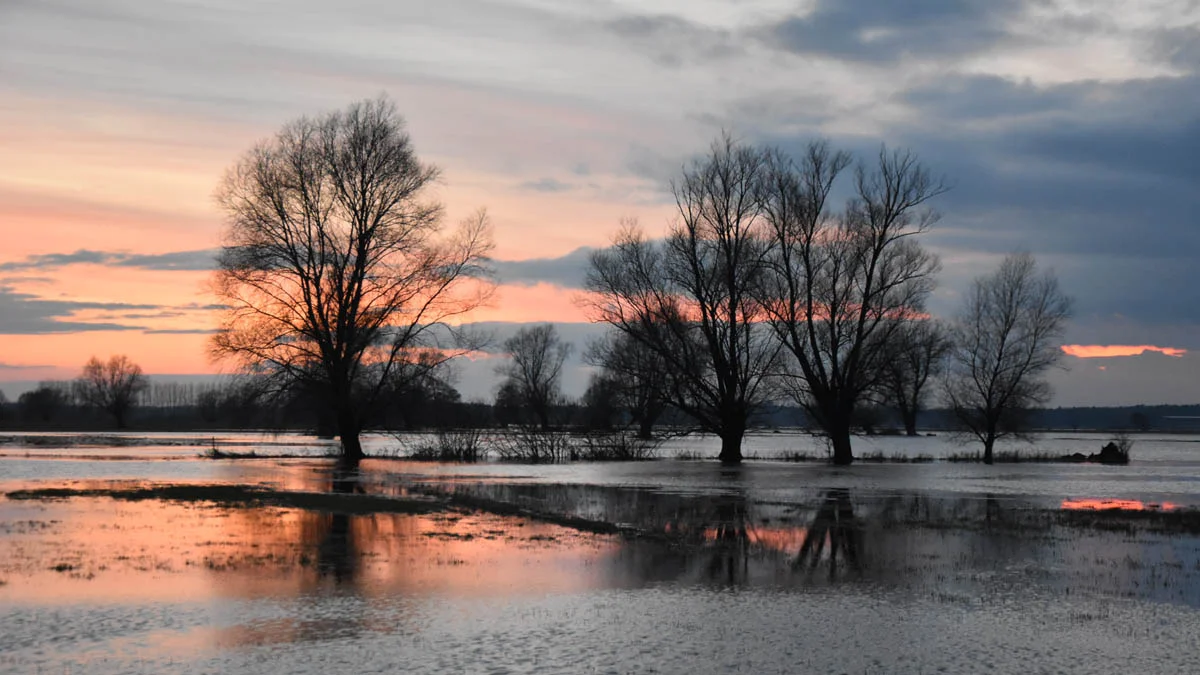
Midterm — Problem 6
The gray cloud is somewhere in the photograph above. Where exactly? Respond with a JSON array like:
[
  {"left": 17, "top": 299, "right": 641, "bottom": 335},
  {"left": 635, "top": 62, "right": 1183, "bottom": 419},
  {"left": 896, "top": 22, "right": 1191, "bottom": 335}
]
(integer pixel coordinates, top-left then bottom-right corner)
[
  {"left": 491, "top": 247, "right": 596, "bottom": 289},
  {"left": 605, "top": 13, "right": 742, "bottom": 66},
  {"left": 518, "top": 178, "right": 574, "bottom": 193},
  {"left": 0, "top": 287, "right": 153, "bottom": 333},
  {"left": 1048, "top": 351, "right": 1200, "bottom": 407},
  {"left": 0, "top": 249, "right": 218, "bottom": 273},
  {"left": 0, "top": 362, "right": 52, "bottom": 371},
  {"left": 760, "top": 0, "right": 1021, "bottom": 62},
  {"left": 0, "top": 286, "right": 224, "bottom": 334},
  {"left": 751, "top": 63, "right": 1200, "bottom": 328}
]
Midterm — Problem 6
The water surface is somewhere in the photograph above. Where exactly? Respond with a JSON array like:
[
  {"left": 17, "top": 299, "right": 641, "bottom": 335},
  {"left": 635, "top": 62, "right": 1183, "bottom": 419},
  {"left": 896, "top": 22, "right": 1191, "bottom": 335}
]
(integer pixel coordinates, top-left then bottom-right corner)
[{"left": 3, "top": 431, "right": 1199, "bottom": 673}]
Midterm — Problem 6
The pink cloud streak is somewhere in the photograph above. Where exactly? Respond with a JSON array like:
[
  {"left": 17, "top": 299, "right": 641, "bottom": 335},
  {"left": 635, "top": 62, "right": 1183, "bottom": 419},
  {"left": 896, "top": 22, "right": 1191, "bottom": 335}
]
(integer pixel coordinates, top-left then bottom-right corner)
[{"left": 1061, "top": 345, "right": 1187, "bottom": 358}]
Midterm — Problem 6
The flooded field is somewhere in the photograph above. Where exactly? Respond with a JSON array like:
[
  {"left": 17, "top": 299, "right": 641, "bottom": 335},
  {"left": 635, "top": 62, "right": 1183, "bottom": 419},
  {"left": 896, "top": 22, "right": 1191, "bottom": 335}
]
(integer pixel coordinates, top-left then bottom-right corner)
[{"left": 3, "top": 431, "right": 1200, "bottom": 673}]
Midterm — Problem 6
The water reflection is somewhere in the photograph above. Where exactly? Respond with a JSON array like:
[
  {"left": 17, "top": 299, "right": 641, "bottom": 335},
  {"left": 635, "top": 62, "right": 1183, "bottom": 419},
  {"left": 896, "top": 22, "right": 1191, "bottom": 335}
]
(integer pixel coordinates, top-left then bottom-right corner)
[
  {"left": 392, "top": 476, "right": 1200, "bottom": 603},
  {"left": 317, "top": 467, "right": 359, "bottom": 583},
  {"left": 793, "top": 489, "right": 861, "bottom": 580},
  {"left": 6, "top": 468, "right": 1200, "bottom": 618}
]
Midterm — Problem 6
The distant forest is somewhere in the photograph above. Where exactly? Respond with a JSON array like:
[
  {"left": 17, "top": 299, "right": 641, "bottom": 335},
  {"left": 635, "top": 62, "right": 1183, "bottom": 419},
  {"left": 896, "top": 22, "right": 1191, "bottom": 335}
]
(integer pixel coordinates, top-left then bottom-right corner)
[{"left": 2, "top": 378, "right": 1196, "bottom": 435}]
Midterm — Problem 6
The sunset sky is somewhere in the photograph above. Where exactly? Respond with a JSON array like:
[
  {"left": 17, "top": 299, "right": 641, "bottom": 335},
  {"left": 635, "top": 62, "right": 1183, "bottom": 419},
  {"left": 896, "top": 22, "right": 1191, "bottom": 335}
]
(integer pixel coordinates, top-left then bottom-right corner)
[{"left": 1, "top": 0, "right": 1198, "bottom": 406}]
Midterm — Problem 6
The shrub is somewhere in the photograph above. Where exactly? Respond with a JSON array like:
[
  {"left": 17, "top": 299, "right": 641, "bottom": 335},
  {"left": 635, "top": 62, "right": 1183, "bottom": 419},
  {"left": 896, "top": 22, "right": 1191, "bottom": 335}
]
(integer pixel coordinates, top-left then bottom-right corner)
[
  {"left": 576, "top": 433, "right": 661, "bottom": 461},
  {"left": 407, "top": 428, "right": 486, "bottom": 462},
  {"left": 493, "top": 426, "right": 575, "bottom": 463}
]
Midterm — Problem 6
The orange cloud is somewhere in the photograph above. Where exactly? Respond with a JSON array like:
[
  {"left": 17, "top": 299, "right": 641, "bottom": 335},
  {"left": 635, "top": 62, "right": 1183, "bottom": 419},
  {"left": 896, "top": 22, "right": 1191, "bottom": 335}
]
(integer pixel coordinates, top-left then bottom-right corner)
[
  {"left": 1061, "top": 345, "right": 1187, "bottom": 358},
  {"left": 1061, "top": 499, "right": 1177, "bottom": 511},
  {"left": 468, "top": 282, "right": 592, "bottom": 324}
]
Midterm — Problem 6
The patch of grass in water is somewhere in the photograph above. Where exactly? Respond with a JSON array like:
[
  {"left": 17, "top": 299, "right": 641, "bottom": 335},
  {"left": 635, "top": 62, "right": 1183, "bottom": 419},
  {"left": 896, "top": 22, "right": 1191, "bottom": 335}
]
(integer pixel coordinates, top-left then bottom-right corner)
[
  {"left": 858, "top": 452, "right": 936, "bottom": 463},
  {"left": 778, "top": 451, "right": 824, "bottom": 462},
  {"left": 946, "top": 450, "right": 1064, "bottom": 463},
  {"left": 777, "top": 450, "right": 935, "bottom": 463},
  {"left": 203, "top": 447, "right": 258, "bottom": 460}
]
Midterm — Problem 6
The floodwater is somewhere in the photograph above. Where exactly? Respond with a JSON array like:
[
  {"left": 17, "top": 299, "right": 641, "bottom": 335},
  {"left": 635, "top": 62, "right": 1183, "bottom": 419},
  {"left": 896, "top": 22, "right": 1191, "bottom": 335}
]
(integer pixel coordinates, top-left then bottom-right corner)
[{"left": 2, "top": 432, "right": 1200, "bottom": 673}]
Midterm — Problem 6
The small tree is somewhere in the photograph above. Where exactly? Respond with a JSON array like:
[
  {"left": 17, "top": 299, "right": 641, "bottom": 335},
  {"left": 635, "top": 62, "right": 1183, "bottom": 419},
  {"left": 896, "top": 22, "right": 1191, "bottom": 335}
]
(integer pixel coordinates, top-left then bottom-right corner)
[
  {"left": 584, "top": 331, "right": 669, "bottom": 439},
  {"left": 944, "top": 252, "right": 1072, "bottom": 463},
  {"left": 74, "top": 355, "right": 149, "bottom": 428},
  {"left": 877, "top": 319, "right": 951, "bottom": 436},
  {"left": 210, "top": 97, "right": 494, "bottom": 464},
  {"left": 495, "top": 324, "right": 572, "bottom": 430}
]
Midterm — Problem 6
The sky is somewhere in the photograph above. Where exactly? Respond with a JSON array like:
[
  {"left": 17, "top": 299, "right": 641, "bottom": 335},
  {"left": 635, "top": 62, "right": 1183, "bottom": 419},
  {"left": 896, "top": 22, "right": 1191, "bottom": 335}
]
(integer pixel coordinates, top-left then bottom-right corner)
[{"left": 1, "top": 0, "right": 1198, "bottom": 406}]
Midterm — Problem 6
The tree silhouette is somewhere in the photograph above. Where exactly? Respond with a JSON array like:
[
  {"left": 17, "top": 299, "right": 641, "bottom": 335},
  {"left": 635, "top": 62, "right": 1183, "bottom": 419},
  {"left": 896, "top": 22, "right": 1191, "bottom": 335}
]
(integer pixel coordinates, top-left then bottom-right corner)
[
  {"left": 944, "top": 252, "right": 1072, "bottom": 463},
  {"left": 211, "top": 97, "right": 493, "bottom": 464},
  {"left": 586, "top": 135, "right": 780, "bottom": 463},
  {"left": 74, "top": 355, "right": 148, "bottom": 429},
  {"left": 496, "top": 324, "right": 572, "bottom": 430}
]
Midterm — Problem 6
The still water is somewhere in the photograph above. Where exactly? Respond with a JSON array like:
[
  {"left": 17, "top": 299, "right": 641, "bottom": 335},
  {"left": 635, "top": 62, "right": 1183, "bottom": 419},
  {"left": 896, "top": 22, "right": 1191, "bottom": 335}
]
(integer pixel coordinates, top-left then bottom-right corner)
[{"left": 2, "top": 431, "right": 1199, "bottom": 673}]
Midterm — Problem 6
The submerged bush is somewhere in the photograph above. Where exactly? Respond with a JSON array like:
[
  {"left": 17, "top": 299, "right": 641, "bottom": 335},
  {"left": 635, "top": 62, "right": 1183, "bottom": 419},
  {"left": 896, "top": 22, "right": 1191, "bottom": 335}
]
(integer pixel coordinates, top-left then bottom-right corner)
[
  {"left": 946, "top": 450, "right": 1061, "bottom": 463},
  {"left": 407, "top": 428, "right": 487, "bottom": 462},
  {"left": 576, "top": 433, "right": 661, "bottom": 461},
  {"left": 493, "top": 427, "right": 575, "bottom": 463}
]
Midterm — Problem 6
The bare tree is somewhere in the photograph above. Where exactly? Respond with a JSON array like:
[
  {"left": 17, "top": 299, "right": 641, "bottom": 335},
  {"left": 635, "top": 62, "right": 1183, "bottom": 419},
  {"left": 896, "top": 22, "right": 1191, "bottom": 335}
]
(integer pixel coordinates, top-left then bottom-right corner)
[
  {"left": 759, "top": 143, "right": 944, "bottom": 464},
  {"left": 496, "top": 324, "right": 572, "bottom": 430},
  {"left": 876, "top": 319, "right": 951, "bottom": 436},
  {"left": 584, "top": 331, "right": 669, "bottom": 439},
  {"left": 74, "top": 355, "right": 149, "bottom": 428},
  {"left": 585, "top": 135, "right": 780, "bottom": 463},
  {"left": 211, "top": 97, "right": 494, "bottom": 464},
  {"left": 943, "top": 252, "right": 1072, "bottom": 463}
]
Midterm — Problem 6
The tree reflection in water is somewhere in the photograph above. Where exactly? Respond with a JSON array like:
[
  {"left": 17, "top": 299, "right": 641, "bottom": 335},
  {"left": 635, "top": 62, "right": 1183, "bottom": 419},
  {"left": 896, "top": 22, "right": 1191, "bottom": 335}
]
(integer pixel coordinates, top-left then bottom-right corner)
[
  {"left": 792, "top": 489, "right": 861, "bottom": 580},
  {"left": 316, "top": 466, "right": 361, "bottom": 584}
]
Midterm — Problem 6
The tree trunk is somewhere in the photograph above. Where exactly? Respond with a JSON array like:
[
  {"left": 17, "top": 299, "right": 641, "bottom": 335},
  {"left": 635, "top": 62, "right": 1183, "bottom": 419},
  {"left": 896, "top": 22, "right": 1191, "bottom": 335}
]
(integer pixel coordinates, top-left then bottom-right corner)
[
  {"left": 718, "top": 427, "right": 744, "bottom": 464},
  {"left": 902, "top": 409, "right": 918, "bottom": 437},
  {"left": 982, "top": 436, "right": 995, "bottom": 465},
  {"left": 637, "top": 416, "right": 654, "bottom": 441},
  {"left": 830, "top": 428, "right": 854, "bottom": 466},
  {"left": 338, "top": 411, "right": 365, "bottom": 466}
]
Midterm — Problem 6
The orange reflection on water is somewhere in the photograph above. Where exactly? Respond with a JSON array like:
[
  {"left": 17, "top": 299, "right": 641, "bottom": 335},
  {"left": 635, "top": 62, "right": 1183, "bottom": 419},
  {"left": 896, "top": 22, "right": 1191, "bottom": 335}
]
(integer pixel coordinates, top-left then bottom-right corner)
[
  {"left": 1061, "top": 498, "right": 1178, "bottom": 511},
  {"left": 698, "top": 525, "right": 811, "bottom": 555},
  {"left": 0, "top": 494, "right": 622, "bottom": 606}
]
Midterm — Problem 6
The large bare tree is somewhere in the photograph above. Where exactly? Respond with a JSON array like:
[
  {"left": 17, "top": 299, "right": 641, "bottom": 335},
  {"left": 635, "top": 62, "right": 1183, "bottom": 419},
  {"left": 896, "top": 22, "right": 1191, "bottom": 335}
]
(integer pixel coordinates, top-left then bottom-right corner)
[
  {"left": 496, "top": 323, "right": 572, "bottom": 430},
  {"left": 759, "top": 143, "right": 944, "bottom": 464},
  {"left": 585, "top": 135, "right": 780, "bottom": 463},
  {"left": 74, "top": 355, "right": 148, "bottom": 429},
  {"left": 211, "top": 97, "right": 493, "bottom": 464},
  {"left": 943, "top": 252, "right": 1072, "bottom": 463}
]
